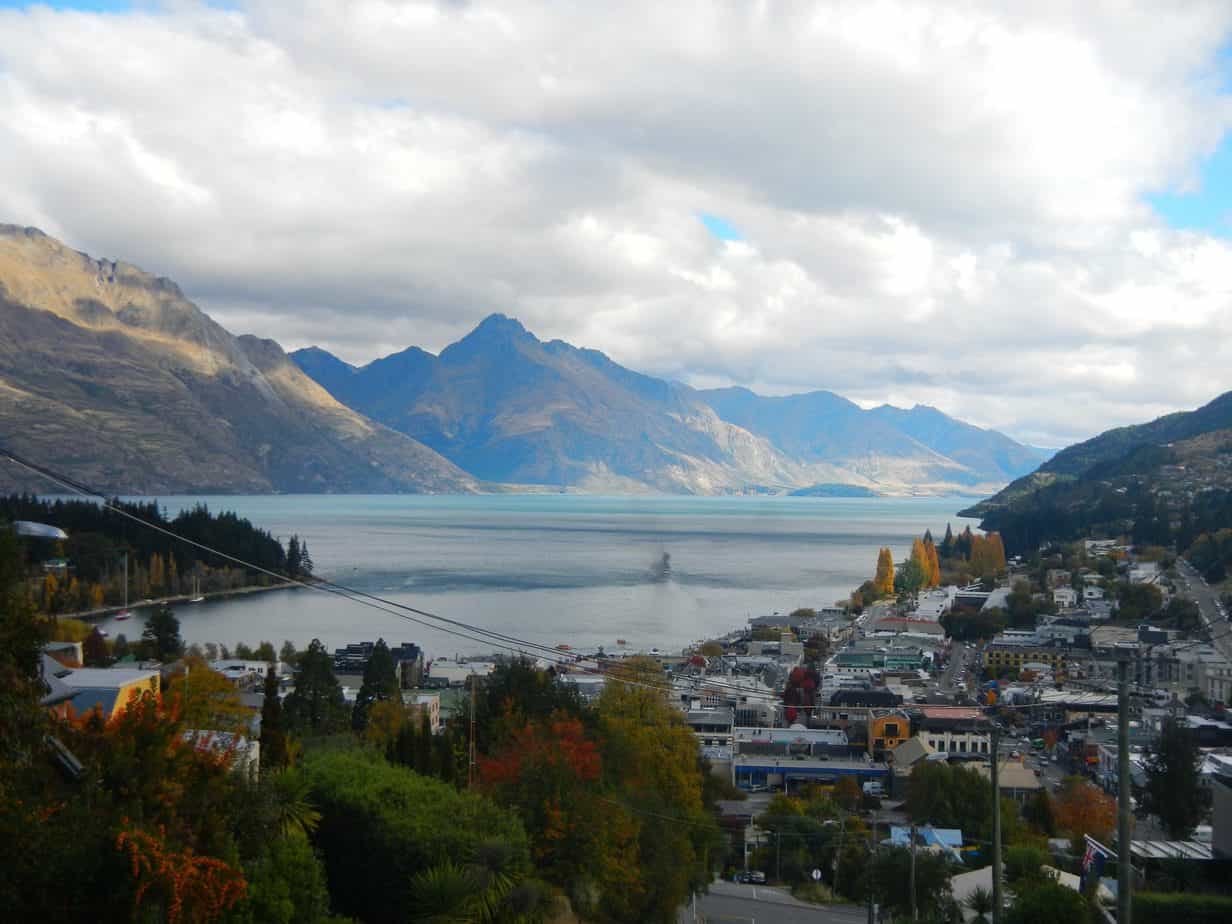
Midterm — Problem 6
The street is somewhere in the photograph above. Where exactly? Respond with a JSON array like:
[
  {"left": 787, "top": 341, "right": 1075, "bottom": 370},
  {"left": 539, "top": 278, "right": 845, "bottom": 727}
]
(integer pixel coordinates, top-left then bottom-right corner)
[
  {"left": 679, "top": 881, "right": 866, "bottom": 924},
  {"left": 1176, "top": 559, "right": 1232, "bottom": 661}
]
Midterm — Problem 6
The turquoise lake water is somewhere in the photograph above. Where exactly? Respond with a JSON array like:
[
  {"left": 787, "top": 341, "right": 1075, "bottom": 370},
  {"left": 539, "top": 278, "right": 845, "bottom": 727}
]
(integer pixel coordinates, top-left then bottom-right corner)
[{"left": 95, "top": 494, "right": 973, "bottom": 657}]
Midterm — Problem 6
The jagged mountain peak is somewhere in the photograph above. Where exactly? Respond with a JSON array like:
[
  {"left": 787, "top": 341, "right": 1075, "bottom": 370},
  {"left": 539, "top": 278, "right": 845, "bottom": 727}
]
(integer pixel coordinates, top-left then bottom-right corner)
[{"left": 294, "top": 316, "right": 1042, "bottom": 495}]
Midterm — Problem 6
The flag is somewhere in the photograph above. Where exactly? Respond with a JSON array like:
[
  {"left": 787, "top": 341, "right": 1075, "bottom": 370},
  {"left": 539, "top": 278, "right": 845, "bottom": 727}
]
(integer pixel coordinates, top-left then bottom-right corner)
[{"left": 1080, "top": 835, "right": 1109, "bottom": 893}]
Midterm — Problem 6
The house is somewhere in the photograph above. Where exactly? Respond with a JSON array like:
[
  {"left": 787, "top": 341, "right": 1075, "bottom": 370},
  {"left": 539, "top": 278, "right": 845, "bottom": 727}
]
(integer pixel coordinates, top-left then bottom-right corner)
[
  {"left": 182, "top": 730, "right": 260, "bottom": 780},
  {"left": 917, "top": 706, "right": 991, "bottom": 756},
  {"left": 889, "top": 825, "right": 964, "bottom": 862},
  {"left": 976, "top": 760, "right": 1043, "bottom": 802},
  {"left": 1213, "top": 774, "right": 1232, "bottom": 859},
  {"left": 404, "top": 690, "right": 442, "bottom": 734},
  {"left": 56, "top": 666, "right": 161, "bottom": 721},
  {"left": 868, "top": 712, "right": 911, "bottom": 757},
  {"left": 1051, "top": 587, "right": 1077, "bottom": 609},
  {"left": 209, "top": 659, "right": 281, "bottom": 689}
]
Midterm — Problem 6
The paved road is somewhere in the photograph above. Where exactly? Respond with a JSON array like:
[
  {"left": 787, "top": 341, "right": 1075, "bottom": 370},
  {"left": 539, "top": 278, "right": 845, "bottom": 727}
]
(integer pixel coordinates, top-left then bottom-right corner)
[
  {"left": 1176, "top": 559, "right": 1232, "bottom": 660},
  {"left": 680, "top": 882, "right": 866, "bottom": 924}
]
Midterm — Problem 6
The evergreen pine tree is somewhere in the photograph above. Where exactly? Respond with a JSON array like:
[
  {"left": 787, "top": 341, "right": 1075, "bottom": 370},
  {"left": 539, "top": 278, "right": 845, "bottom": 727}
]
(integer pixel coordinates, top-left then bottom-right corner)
[
  {"left": 352, "top": 638, "right": 400, "bottom": 731},
  {"left": 283, "top": 638, "right": 348, "bottom": 734},
  {"left": 1137, "top": 718, "right": 1209, "bottom": 839},
  {"left": 415, "top": 710, "right": 433, "bottom": 774},
  {"left": 299, "top": 541, "right": 314, "bottom": 576},
  {"left": 286, "top": 536, "right": 302, "bottom": 579},
  {"left": 941, "top": 523, "right": 955, "bottom": 559},
  {"left": 260, "top": 663, "right": 289, "bottom": 774},
  {"left": 141, "top": 605, "right": 184, "bottom": 661},
  {"left": 83, "top": 627, "right": 111, "bottom": 667}
]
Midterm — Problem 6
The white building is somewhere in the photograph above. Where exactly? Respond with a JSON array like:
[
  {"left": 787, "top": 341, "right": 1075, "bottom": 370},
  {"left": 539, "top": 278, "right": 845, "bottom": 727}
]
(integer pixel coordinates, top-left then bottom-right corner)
[{"left": 1052, "top": 587, "right": 1078, "bottom": 609}]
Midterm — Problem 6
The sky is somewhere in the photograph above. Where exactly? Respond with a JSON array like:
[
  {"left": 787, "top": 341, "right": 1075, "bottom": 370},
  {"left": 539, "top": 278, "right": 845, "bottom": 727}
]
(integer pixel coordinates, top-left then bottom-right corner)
[{"left": 2, "top": 2, "right": 1232, "bottom": 449}]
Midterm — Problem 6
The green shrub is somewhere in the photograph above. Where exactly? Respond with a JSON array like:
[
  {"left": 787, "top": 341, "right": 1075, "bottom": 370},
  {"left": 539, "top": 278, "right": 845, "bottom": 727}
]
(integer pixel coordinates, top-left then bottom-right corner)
[
  {"left": 304, "top": 749, "right": 530, "bottom": 924},
  {"left": 1135, "top": 892, "right": 1232, "bottom": 924}
]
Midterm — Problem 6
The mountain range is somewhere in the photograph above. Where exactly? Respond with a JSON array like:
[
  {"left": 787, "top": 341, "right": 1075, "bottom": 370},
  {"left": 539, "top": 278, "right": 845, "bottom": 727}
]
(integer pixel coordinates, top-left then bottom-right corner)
[
  {"left": 0, "top": 224, "right": 1045, "bottom": 496},
  {"left": 962, "top": 389, "right": 1232, "bottom": 527},
  {"left": 0, "top": 225, "right": 475, "bottom": 494},
  {"left": 291, "top": 315, "right": 1046, "bottom": 495}
]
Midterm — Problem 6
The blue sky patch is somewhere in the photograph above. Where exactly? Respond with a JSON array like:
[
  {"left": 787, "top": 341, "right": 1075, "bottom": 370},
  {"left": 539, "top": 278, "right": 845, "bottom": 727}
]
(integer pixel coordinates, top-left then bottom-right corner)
[
  {"left": 1148, "top": 130, "right": 1232, "bottom": 237},
  {"left": 0, "top": 0, "right": 133, "bottom": 9},
  {"left": 699, "top": 212, "right": 743, "bottom": 242},
  {"left": 1148, "top": 43, "right": 1232, "bottom": 236}
]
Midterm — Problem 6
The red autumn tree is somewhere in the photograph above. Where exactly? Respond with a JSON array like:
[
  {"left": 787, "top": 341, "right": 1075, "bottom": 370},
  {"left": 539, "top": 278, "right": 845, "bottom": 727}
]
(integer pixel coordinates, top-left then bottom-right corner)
[
  {"left": 782, "top": 666, "right": 820, "bottom": 723},
  {"left": 116, "top": 825, "right": 246, "bottom": 924},
  {"left": 480, "top": 714, "right": 603, "bottom": 880}
]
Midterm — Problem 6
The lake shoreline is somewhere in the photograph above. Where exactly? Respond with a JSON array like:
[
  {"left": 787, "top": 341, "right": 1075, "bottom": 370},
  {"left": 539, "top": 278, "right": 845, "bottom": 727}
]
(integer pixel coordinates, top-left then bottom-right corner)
[{"left": 64, "top": 579, "right": 302, "bottom": 623}]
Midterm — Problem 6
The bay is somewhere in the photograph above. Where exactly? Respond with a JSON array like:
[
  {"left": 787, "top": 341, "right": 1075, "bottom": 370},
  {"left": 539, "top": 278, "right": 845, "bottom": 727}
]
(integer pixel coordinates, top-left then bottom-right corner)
[{"left": 94, "top": 494, "right": 971, "bottom": 657}]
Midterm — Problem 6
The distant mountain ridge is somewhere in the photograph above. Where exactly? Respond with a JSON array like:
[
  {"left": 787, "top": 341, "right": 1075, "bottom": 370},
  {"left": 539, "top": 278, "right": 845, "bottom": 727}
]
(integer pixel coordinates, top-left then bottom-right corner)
[
  {"left": 0, "top": 225, "right": 476, "bottom": 494},
  {"left": 293, "top": 315, "right": 1046, "bottom": 495},
  {"left": 962, "top": 390, "right": 1232, "bottom": 520}
]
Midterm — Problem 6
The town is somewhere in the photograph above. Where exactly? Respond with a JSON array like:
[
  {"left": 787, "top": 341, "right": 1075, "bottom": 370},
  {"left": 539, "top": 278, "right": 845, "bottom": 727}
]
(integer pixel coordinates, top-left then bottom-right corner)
[{"left": 21, "top": 521, "right": 1232, "bottom": 922}]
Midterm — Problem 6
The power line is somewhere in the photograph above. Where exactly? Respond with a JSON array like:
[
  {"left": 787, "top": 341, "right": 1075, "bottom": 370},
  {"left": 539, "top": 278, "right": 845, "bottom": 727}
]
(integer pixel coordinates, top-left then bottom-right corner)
[{"left": 0, "top": 446, "right": 764, "bottom": 701}]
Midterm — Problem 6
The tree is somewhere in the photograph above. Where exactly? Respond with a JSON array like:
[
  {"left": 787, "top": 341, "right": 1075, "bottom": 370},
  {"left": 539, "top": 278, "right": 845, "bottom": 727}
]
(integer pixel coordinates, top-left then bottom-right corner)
[
  {"left": 940, "top": 523, "right": 956, "bottom": 559},
  {"left": 924, "top": 537, "right": 941, "bottom": 588},
  {"left": 278, "top": 640, "right": 298, "bottom": 668},
  {"left": 305, "top": 749, "right": 531, "bottom": 924},
  {"left": 479, "top": 715, "right": 603, "bottom": 885},
  {"left": 352, "top": 638, "right": 400, "bottom": 731},
  {"left": 113, "top": 632, "right": 130, "bottom": 661},
  {"left": 298, "top": 541, "right": 313, "bottom": 576},
  {"left": 895, "top": 556, "right": 927, "bottom": 600},
  {"left": 141, "top": 604, "right": 184, "bottom": 661},
  {"left": 1022, "top": 789, "right": 1056, "bottom": 836},
  {"left": 867, "top": 846, "right": 954, "bottom": 920},
  {"left": 282, "top": 639, "right": 348, "bottom": 735},
  {"left": 83, "top": 626, "right": 111, "bottom": 666},
  {"left": 1053, "top": 778, "right": 1117, "bottom": 851},
  {"left": 965, "top": 885, "right": 994, "bottom": 924},
  {"left": 1005, "top": 879, "right": 1090, "bottom": 924},
  {"left": 260, "top": 664, "right": 289, "bottom": 774},
  {"left": 285, "top": 536, "right": 302, "bottom": 579},
  {"left": 833, "top": 776, "right": 861, "bottom": 813},
  {"left": 874, "top": 548, "right": 895, "bottom": 596},
  {"left": 167, "top": 655, "right": 251, "bottom": 734},
  {"left": 1136, "top": 718, "right": 1209, "bottom": 839}
]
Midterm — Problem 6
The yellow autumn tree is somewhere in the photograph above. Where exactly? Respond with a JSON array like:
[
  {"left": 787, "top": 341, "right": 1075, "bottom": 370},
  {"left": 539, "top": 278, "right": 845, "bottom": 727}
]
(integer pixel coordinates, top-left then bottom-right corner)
[
  {"left": 874, "top": 548, "right": 895, "bottom": 596},
  {"left": 909, "top": 538, "right": 929, "bottom": 582},
  {"left": 924, "top": 538, "right": 941, "bottom": 588},
  {"left": 149, "top": 553, "right": 166, "bottom": 594},
  {"left": 987, "top": 532, "right": 1007, "bottom": 572}
]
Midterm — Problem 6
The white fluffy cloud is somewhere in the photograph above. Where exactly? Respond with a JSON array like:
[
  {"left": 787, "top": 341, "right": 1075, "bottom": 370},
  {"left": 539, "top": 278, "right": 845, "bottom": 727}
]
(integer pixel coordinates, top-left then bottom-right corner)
[{"left": 2, "top": 0, "right": 1232, "bottom": 447}]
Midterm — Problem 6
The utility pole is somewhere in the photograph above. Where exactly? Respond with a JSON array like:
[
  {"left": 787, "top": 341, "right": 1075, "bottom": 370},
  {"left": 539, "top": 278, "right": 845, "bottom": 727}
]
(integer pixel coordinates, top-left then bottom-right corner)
[
  {"left": 867, "top": 813, "right": 877, "bottom": 924},
  {"left": 1118, "top": 656, "right": 1132, "bottom": 924},
  {"left": 833, "top": 811, "right": 847, "bottom": 896},
  {"left": 467, "top": 674, "right": 477, "bottom": 790},
  {"left": 776, "top": 829, "right": 781, "bottom": 883},
  {"left": 909, "top": 823, "right": 918, "bottom": 922},
  {"left": 991, "top": 724, "right": 1002, "bottom": 924}
]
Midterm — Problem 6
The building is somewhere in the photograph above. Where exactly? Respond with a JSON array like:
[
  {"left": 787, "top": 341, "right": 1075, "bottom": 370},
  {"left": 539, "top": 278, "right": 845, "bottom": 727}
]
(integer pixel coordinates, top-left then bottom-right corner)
[
  {"left": 868, "top": 712, "right": 911, "bottom": 757},
  {"left": 976, "top": 760, "right": 1043, "bottom": 802},
  {"left": 209, "top": 659, "right": 281, "bottom": 689},
  {"left": 56, "top": 666, "right": 161, "bottom": 720},
  {"left": 403, "top": 690, "right": 441, "bottom": 734},
  {"left": 732, "top": 752, "right": 887, "bottom": 792},
  {"left": 916, "top": 706, "right": 991, "bottom": 756},
  {"left": 983, "top": 634, "right": 1067, "bottom": 674},
  {"left": 333, "top": 640, "right": 423, "bottom": 684},
  {"left": 182, "top": 730, "right": 260, "bottom": 780},
  {"left": 1213, "top": 773, "right": 1232, "bottom": 859},
  {"left": 685, "top": 707, "right": 734, "bottom": 749},
  {"left": 1052, "top": 587, "right": 1078, "bottom": 609}
]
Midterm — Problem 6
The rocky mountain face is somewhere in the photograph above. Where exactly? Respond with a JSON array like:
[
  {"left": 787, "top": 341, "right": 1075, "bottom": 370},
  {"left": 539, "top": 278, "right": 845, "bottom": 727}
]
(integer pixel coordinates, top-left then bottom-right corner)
[
  {"left": 294, "top": 316, "right": 1046, "bottom": 495},
  {"left": 0, "top": 225, "right": 476, "bottom": 494}
]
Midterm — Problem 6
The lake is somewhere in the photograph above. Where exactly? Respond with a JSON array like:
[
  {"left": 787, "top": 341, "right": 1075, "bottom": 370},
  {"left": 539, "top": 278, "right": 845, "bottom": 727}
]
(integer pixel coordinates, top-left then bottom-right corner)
[{"left": 94, "top": 494, "right": 972, "bottom": 657}]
